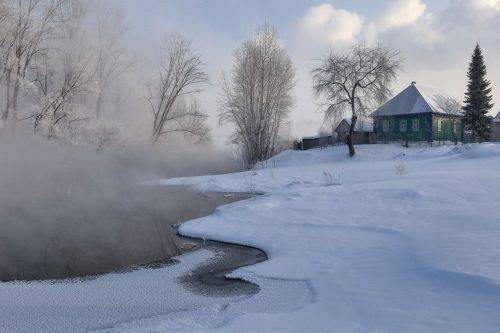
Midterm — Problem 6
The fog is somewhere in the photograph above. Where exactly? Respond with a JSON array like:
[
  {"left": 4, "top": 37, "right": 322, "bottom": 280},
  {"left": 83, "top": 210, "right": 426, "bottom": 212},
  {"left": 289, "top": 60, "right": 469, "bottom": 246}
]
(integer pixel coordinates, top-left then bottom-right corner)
[
  {"left": 0, "top": 136, "right": 243, "bottom": 281},
  {"left": 0, "top": 0, "right": 255, "bottom": 281}
]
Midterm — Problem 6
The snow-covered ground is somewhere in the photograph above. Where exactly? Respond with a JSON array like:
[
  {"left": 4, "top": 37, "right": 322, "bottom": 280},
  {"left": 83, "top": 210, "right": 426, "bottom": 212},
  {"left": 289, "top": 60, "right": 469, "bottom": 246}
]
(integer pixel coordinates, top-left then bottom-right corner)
[
  {"left": 145, "top": 143, "right": 500, "bottom": 332},
  {"left": 3, "top": 143, "right": 500, "bottom": 332},
  {"left": 0, "top": 248, "right": 310, "bottom": 332},
  {"left": 0, "top": 250, "right": 245, "bottom": 332}
]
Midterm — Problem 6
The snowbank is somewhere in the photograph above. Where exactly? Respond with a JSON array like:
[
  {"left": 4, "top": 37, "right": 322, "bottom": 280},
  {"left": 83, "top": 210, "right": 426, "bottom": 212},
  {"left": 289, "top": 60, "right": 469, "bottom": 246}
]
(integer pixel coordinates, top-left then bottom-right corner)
[{"left": 145, "top": 143, "right": 500, "bottom": 332}]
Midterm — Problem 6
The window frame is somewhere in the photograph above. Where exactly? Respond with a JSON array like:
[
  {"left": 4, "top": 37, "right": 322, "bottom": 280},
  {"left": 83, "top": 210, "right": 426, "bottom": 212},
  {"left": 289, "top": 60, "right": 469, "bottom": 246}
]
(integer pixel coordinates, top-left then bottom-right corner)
[
  {"left": 382, "top": 120, "right": 389, "bottom": 133},
  {"left": 412, "top": 118, "right": 420, "bottom": 132},
  {"left": 399, "top": 119, "right": 407, "bottom": 133}
]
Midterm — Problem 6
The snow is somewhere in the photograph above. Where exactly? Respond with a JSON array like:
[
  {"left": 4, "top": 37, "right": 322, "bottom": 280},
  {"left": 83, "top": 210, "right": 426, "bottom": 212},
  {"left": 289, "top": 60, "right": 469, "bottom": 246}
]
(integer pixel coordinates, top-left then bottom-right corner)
[
  {"left": 494, "top": 111, "right": 500, "bottom": 122},
  {"left": 0, "top": 250, "right": 242, "bottom": 332},
  {"left": 4, "top": 143, "right": 500, "bottom": 332},
  {"left": 148, "top": 143, "right": 500, "bottom": 332},
  {"left": 301, "top": 134, "right": 331, "bottom": 140},
  {"left": 414, "top": 83, "right": 460, "bottom": 114},
  {"left": 337, "top": 117, "right": 374, "bottom": 132},
  {"left": 0, "top": 247, "right": 311, "bottom": 332}
]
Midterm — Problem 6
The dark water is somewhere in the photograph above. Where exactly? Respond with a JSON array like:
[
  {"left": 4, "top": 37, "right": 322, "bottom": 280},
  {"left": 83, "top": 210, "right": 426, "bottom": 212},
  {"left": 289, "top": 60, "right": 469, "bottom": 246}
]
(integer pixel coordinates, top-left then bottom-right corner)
[
  {"left": 177, "top": 236, "right": 267, "bottom": 297},
  {"left": 0, "top": 186, "right": 254, "bottom": 281}
]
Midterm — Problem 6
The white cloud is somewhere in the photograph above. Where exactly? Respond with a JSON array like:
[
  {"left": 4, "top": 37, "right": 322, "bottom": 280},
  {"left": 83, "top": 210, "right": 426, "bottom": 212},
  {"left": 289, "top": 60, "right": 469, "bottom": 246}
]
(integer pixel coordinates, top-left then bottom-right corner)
[
  {"left": 383, "top": 0, "right": 427, "bottom": 28},
  {"left": 300, "top": 4, "right": 364, "bottom": 45},
  {"left": 290, "top": 0, "right": 500, "bottom": 137},
  {"left": 365, "top": 0, "right": 433, "bottom": 43},
  {"left": 473, "top": 0, "right": 500, "bottom": 10}
]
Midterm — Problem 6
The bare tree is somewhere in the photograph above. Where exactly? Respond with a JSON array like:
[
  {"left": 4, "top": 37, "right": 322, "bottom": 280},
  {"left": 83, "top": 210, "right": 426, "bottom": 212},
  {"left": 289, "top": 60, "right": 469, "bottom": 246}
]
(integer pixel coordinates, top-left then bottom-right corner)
[
  {"left": 146, "top": 36, "right": 209, "bottom": 145},
  {"left": 0, "top": 0, "right": 66, "bottom": 132},
  {"left": 0, "top": 1, "right": 12, "bottom": 81},
  {"left": 434, "top": 95, "right": 463, "bottom": 144},
  {"left": 93, "top": 2, "right": 133, "bottom": 120},
  {"left": 0, "top": 1, "right": 15, "bottom": 85},
  {"left": 312, "top": 44, "right": 401, "bottom": 156},
  {"left": 219, "top": 24, "right": 295, "bottom": 167},
  {"left": 29, "top": 0, "right": 94, "bottom": 139},
  {"left": 30, "top": 52, "right": 93, "bottom": 139}
]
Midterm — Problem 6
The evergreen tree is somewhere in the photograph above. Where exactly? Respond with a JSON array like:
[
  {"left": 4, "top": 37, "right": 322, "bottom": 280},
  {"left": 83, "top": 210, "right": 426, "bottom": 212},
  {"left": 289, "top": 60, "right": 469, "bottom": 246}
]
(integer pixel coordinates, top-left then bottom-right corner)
[{"left": 463, "top": 44, "right": 494, "bottom": 142}]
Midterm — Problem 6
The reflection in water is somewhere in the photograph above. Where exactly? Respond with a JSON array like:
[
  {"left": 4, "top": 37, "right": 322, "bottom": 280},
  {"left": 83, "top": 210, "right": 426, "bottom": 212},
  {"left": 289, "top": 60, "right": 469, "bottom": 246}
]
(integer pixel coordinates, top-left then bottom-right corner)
[{"left": 0, "top": 186, "right": 251, "bottom": 281}]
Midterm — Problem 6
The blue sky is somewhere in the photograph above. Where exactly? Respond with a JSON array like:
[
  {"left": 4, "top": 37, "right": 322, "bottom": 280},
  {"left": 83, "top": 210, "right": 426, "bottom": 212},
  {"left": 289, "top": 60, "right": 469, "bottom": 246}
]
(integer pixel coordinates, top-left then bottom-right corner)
[
  {"left": 122, "top": 0, "right": 450, "bottom": 50},
  {"left": 117, "top": 0, "right": 500, "bottom": 145}
]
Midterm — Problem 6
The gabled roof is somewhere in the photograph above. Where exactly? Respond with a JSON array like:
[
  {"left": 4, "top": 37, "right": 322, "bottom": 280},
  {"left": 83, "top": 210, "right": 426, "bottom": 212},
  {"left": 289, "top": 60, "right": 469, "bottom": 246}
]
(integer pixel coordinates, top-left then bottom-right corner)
[
  {"left": 494, "top": 111, "right": 500, "bottom": 123},
  {"left": 371, "top": 83, "right": 462, "bottom": 117},
  {"left": 335, "top": 117, "right": 373, "bottom": 133}
]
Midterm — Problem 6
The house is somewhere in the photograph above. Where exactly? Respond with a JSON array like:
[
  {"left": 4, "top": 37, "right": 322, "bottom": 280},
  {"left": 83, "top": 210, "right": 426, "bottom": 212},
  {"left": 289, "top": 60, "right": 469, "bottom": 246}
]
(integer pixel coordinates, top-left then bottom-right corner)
[
  {"left": 296, "top": 134, "right": 335, "bottom": 150},
  {"left": 335, "top": 117, "right": 374, "bottom": 144},
  {"left": 492, "top": 112, "right": 500, "bottom": 142},
  {"left": 371, "top": 82, "right": 464, "bottom": 143}
]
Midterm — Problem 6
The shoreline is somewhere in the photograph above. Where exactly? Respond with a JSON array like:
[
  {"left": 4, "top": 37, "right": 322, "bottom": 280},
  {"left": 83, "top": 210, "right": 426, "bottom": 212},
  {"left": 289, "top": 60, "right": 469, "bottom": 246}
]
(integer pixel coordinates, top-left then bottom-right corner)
[
  {"left": 175, "top": 232, "right": 268, "bottom": 297},
  {"left": 3, "top": 185, "right": 268, "bottom": 299}
]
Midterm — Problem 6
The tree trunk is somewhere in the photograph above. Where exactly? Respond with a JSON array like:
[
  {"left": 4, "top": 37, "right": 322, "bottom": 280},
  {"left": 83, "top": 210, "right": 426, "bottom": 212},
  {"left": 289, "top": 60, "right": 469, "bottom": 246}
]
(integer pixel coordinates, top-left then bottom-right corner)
[
  {"left": 11, "top": 79, "right": 20, "bottom": 128},
  {"left": 1, "top": 76, "right": 12, "bottom": 131},
  {"left": 347, "top": 114, "right": 357, "bottom": 157},
  {"left": 95, "top": 92, "right": 103, "bottom": 120}
]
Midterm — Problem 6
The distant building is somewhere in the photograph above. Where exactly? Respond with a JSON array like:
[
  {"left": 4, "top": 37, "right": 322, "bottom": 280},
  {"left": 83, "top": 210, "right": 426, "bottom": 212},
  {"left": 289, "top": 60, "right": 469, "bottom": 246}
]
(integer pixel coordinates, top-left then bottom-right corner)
[
  {"left": 371, "top": 82, "right": 464, "bottom": 143},
  {"left": 492, "top": 112, "right": 500, "bottom": 142},
  {"left": 296, "top": 134, "right": 335, "bottom": 150},
  {"left": 335, "top": 117, "right": 374, "bottom": 144}
]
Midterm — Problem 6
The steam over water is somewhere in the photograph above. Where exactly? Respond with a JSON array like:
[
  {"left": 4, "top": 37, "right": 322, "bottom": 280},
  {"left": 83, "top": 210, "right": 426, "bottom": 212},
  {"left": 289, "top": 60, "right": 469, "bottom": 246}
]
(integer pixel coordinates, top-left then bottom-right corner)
[{"left": 0, "top": 137, "right": 242, "bottom": 281}]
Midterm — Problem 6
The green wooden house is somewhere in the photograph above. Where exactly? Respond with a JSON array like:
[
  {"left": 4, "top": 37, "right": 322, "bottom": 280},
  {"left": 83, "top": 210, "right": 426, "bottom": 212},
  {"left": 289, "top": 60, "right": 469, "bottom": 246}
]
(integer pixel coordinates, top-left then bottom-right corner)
[
  {"left": 371, "top": 82, "right": 464, "bottom": 143},
  {"left": 492, "top": 111, "right": 500, "bottom": 142}
]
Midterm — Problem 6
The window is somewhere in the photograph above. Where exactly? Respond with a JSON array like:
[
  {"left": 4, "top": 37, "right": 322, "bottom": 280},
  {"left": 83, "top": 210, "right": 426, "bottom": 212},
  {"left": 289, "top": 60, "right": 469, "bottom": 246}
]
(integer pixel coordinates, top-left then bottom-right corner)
[
  {"left": 437, "top": 118, "right": 442, "bottom": 132},
  {"left": 399, "top": 119, "right": 407, "bottom": 132},
  {"left": 454, "top": 120, "right": 460, "bottom": 133},
  {"left": 412, "top": 118, "right": 420, "bottom": 132},
  {"left": 382, "top": 120, "right": 389, "bottom": 133}
]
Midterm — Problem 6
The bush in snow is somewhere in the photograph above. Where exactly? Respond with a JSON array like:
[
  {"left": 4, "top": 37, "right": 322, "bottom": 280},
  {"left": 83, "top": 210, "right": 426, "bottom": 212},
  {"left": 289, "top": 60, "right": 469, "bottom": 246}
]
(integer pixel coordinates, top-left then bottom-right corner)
[
  {"left": 394, "top": 163, "right": 407, "bottom": 176},
  {"left": 323, "top": 170, "right": 342, "bottom": 186},
  {"left": 243, "top": 171, "right": 258, "bottom": 193}
]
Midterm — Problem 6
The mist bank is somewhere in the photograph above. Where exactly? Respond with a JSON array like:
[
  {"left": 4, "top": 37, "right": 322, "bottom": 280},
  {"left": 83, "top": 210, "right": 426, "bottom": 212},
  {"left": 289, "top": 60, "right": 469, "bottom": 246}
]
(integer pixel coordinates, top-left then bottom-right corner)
[{"left": 0, "top": 136, "right": 243, "bottom": 281}]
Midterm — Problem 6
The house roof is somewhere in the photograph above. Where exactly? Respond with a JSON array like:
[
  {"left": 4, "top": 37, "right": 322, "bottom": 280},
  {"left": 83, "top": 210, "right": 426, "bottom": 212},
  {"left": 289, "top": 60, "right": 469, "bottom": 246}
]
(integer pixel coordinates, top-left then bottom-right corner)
[
  {"left": 371, "top": 83, "right": 462, "bottom": 117},
  {"left": 302, "top": 134, "right": 332, "bottom": 140},
  {"left": 494, "top": 112, "right": 500, "bottom": 123},
  {"left": 335, "top": 117, "right": 373, "bottom": 133}
]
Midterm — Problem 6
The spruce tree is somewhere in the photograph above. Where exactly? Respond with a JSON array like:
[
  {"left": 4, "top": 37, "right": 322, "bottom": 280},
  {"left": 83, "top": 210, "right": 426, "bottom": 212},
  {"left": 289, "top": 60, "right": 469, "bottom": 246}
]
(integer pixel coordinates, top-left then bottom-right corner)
[{"left": 463, "top": 44, "right": 493, "bottom": 142}]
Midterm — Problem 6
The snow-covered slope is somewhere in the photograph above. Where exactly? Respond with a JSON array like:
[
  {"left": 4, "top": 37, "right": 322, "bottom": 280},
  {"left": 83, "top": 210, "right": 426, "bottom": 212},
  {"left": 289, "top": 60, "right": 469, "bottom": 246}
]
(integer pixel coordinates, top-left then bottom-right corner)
[{"left": 147, "top": 143, "right": 500, "bottom": 332}]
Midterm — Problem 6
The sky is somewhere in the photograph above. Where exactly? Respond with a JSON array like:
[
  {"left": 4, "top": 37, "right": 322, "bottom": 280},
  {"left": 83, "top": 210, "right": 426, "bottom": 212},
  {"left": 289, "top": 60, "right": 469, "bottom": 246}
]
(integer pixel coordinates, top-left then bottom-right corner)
[{"left": 119, "top": 0, "right": 500, "bottom": 147}]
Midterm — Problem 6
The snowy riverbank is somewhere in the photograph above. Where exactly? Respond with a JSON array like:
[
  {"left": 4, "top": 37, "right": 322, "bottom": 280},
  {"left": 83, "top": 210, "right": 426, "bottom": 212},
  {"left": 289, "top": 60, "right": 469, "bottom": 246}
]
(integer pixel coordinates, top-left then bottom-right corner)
[
  {"left": 3, "top": 143, "right": 500, "bottom": 332},
  {"left": 147, "top": 143, "right": 500, "bottom": 332}
]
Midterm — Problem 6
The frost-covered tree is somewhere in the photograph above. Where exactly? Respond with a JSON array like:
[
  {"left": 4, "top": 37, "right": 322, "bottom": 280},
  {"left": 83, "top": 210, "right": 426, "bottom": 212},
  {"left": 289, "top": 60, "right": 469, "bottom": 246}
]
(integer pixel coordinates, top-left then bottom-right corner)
[
  {"left": 312, "top": 44, "right": 401, "bottom": 156},
  {"left": 28, "top": 0, "right": 94, "bottom": 140},
  {"left": 146, "top": 36, "right": 209, "bottom": 145},
  {"left": 93, "top": 2, "right": 133, "bottom": 120},
  {"left": 463, "top": 44, "right": 493, "bottom": 142},
  {"left": 0, "top": 0, "right": 66, "bottom": 132},
  {"left": 18, "top": 0, "right": 121, "bottom": 149},
  {"left": 0, "top": 0, "right": 212, "bottom": 150},
  {"left": 0, "top": 1, "right": 13, "bottom": 82},
  {"left": 219, "top": 24, "right": 295, "bottom": 167}
]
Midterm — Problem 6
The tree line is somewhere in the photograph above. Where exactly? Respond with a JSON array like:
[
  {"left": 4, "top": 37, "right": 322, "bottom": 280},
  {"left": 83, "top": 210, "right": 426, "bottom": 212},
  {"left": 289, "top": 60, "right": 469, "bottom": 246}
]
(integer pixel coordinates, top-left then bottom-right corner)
[
  {"left": 0, "top": 0, "right": 213, "bottom": 148},
  {"left": 1, "top": 0, "right": 494, "bottom": 165},
  {"left": 0, "top": 1, "right": 297, "bottom": 168}
]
